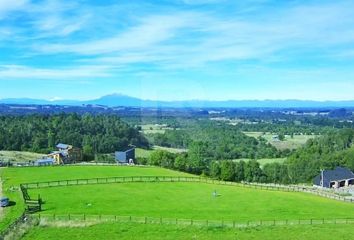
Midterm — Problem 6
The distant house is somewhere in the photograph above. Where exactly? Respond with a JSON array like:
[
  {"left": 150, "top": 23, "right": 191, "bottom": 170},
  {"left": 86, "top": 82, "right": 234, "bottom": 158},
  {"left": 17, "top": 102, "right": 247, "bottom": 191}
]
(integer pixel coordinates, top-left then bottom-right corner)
[
  {"left": 36, "top": 143, "right": 82, "bottom": 165},
  {"left": 115, "top": 148, "right": 135, "bottom": 164},
  {"left": 313, "top": 167, "right": 354, "bottom": 188}
]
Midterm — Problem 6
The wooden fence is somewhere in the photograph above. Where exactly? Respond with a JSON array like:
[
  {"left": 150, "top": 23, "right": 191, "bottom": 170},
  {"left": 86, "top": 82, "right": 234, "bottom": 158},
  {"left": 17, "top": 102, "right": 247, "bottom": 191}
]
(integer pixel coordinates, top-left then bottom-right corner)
[
  {"left": 33, "top": 213, "right": 354, "bottom": 229},
  {"left": 20, "top": 185, "right": 42, "bottom": 213},
  {"left": 20, "top": 176, "right": 354, "bottom": 203}
]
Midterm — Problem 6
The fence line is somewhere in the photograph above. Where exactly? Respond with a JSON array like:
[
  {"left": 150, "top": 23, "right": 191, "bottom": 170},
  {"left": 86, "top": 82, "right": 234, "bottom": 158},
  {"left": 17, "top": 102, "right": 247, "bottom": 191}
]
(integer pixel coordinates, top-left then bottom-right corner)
[
  {"left": 33, "top": 213, "right": 354, "bottom": 229},
  {"left": 20, "top": 176, "right": 354, "bottom": 203}
]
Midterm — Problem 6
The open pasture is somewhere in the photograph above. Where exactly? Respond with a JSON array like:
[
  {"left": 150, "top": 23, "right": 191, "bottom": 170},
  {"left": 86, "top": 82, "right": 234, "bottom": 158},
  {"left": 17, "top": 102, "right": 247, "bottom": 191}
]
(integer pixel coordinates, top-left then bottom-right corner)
[
  {"left": 2, "top": 165, "right": 354, "bottom": 239},
  {"left": 0, "top": 166, "right": 190, "bottom": 231},
  {"left": 28, "top": 181, "right": 354, "bottom": 221},
  {"left": 243, "top": 132, "right": 317, "bottom": 150}
]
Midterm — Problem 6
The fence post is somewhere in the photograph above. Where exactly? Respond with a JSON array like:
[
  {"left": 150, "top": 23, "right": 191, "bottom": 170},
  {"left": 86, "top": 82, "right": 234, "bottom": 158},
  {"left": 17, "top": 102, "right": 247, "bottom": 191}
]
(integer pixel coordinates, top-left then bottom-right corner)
[
  {"left": 310, "top": 219, "right": 312, "bottom": 225},
  {"left": 145, "top": 217, "right": 147, "bottom": 224},
  {"left": 191, "top": 219, "right": 193, "bottom": 226}
]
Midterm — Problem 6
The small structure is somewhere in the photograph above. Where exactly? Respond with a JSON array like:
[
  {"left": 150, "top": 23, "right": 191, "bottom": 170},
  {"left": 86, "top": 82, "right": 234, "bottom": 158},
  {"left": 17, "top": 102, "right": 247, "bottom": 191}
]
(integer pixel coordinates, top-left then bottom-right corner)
[
  {"left": 35, "top": 158, "right": 54, "bottom": 166},
  {"left": 313, "top": 167, "right": 354, "bottom": 188},
  {"left": 0, "top": 197, "right": 9, "bottom": 207},
  {"left": 115, "top": 147, "right": 135, "bottom": 164}
]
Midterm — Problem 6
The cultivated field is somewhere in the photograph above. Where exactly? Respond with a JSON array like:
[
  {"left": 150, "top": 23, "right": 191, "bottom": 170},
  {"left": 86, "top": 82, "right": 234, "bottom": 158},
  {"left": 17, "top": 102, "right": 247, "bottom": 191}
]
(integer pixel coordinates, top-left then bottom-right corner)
[{"left": 1, "top": 165, "right": 354, "bottom": 239}]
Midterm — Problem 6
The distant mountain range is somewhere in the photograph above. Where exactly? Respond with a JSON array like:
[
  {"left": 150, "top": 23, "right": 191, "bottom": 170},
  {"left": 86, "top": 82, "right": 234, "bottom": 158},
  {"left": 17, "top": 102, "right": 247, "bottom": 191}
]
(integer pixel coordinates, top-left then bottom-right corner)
[{"left": 1, "top": 94, "right": 354, "bottom": 108}]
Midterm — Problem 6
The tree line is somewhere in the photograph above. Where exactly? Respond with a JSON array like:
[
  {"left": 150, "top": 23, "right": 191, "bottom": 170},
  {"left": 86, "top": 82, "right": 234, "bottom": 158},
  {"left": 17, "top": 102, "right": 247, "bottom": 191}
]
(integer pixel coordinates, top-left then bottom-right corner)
[
  {"left": 137, "top": 128, "right": 354, "bottom": 184},
  {"left": 0, "top": 114, "right": 149, "bottom": 159}
]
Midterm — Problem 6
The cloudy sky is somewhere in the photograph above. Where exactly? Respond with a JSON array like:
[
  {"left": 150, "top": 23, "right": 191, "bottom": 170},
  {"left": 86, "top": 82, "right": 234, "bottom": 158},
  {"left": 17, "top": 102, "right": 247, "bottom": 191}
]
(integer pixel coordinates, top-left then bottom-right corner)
[{"left": 1, "top": 0, "right": 354, "bottom": 101}]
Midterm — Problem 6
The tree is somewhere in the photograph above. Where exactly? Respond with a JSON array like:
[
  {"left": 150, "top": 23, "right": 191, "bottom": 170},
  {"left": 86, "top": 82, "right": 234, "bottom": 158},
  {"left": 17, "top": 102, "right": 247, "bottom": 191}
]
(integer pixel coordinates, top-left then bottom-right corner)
[{"left": 220, "top": 161, "right": 235, "bottom": 181}]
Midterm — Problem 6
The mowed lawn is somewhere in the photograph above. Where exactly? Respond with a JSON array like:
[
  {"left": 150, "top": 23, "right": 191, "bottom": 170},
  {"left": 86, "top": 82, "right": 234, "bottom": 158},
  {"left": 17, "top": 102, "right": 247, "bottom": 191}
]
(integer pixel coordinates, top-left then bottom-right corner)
[
  {"left": 0, "top": 166, "right": 190, "bottom": 231},
  {"left": 29, "top": 182, "right": 354, "bottom": 221},
  {"left": 21, "top": 223, "right": 354, "bottom": 240}
]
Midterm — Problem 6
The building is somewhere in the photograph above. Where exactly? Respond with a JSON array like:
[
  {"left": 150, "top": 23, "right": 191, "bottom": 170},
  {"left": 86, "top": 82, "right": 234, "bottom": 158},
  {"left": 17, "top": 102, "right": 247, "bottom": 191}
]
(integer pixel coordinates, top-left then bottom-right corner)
[
  {"left": 313, "top": 167, "right": 354, "bottom": 188},
  {"left": 37, "top": 143, "right": 82, "bottom": 165},
  {"left": 115, "top": 147, "right": 135, "bottom": 164},
  {"left": 35, "top": 158, "right": 55, "bottom": 166}
]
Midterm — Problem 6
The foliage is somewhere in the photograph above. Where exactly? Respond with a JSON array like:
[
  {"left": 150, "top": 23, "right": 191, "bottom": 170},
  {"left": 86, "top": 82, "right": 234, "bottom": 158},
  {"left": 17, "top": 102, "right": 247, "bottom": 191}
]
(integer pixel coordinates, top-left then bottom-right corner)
[{"left": 0, "top": 114, "right": 149, "bottom": 154}]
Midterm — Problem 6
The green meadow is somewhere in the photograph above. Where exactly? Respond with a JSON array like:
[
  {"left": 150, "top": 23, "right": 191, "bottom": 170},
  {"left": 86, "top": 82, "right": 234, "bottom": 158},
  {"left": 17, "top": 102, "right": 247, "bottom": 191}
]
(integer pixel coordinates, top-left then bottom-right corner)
[
  {"left": 1, "top": 165, "right": 354, "bottom": 239},
  {"left": 0, "top": 166, "right": 189, "bottom": 232}
]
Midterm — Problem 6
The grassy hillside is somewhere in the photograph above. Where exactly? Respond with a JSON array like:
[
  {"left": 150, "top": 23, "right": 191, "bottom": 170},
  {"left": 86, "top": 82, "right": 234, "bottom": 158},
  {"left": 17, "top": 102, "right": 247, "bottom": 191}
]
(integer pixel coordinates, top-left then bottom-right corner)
[
  {"left": 22, "top": 222, "right": 354, "bottom": 240},
  {"left": 0, "top": 151, "right": 45, "bottom": 163}
]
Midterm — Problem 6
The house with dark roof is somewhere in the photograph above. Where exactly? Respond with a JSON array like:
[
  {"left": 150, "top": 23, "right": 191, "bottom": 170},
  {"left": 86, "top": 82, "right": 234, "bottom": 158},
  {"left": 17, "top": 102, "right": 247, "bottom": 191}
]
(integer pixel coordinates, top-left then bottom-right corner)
[
  {"left": 313, "top": 167, "right": 354, "bottom": 188},
  {"left": 115, "top": 147, "right": 135, "bottom": 164}
]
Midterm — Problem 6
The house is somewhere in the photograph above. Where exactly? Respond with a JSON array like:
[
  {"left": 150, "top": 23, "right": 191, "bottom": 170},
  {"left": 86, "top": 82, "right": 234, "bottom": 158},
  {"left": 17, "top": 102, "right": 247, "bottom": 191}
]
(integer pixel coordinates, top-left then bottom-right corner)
[
  {"left": 313, "top": 167, "right": 354, "bottom": 188},
  {"left": 115, "top": 147, "right": 135, "bottom": 164},
  {"left": 38, "top": 143, "right": 82, "bottom": 165}
]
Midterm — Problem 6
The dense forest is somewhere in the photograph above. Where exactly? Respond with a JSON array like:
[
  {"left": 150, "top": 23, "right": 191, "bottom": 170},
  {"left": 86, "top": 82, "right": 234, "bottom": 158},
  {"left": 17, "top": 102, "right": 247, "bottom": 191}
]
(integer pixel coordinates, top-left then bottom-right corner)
[{"left": 0, "top": 114, "right": 149, "bottom": 156}]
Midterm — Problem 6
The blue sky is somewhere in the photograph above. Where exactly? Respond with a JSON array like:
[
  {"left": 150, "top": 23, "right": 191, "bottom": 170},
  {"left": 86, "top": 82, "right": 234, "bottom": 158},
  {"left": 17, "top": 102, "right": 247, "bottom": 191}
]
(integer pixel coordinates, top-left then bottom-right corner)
[{"left": 1, "top": 0, "right": 354, "bottom": 101}]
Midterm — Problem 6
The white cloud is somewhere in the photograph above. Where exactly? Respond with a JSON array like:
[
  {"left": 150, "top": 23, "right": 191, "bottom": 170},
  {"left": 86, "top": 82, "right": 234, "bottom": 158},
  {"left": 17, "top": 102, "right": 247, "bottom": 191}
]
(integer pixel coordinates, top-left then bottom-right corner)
[
  {"left": 0, "top": 65, "right": 112, "bottom": 80},
  {"left": 31, "top": 1, "right": 354, "bottom": 69},
  {"left": 0, "top": 0, "right": 28, "bottom": 18},
  {"left": 36, "top": 12, "right": 200, "bottom": 55}
]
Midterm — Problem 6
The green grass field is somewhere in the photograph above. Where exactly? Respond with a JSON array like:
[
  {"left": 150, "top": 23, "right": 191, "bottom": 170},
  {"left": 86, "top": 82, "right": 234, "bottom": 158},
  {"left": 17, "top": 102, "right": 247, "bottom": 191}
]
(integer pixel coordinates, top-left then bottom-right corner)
[
  {"left": 140, "top": 124, "right": 176, "bottom": 134},
  {"left": 28, "top": 182, "right": 354, "bottom": 221},
  {"left": 0, "top": 166, "right": 190, "bottom": 232},
  {"left": 136, "top": 146, "right": 187, "bottom": 158},
  {"left": 21, "top": 222, "right": 354, "bottom": 240},
  {"left": 0, "top": 151, "right": 45, "bottom": 163},
  {"left": 2, "top": 165, "right": 354, "bottom": 239},
  {"left": 243, "top": 132, "right": 317, "bottom": 150}
]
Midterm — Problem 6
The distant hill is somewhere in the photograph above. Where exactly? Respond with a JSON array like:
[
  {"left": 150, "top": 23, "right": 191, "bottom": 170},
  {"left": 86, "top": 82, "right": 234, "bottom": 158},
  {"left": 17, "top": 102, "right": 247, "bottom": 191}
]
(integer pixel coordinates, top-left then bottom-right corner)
[{"left": 1, "top": 94, "right": 354, "bottom": 108}]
